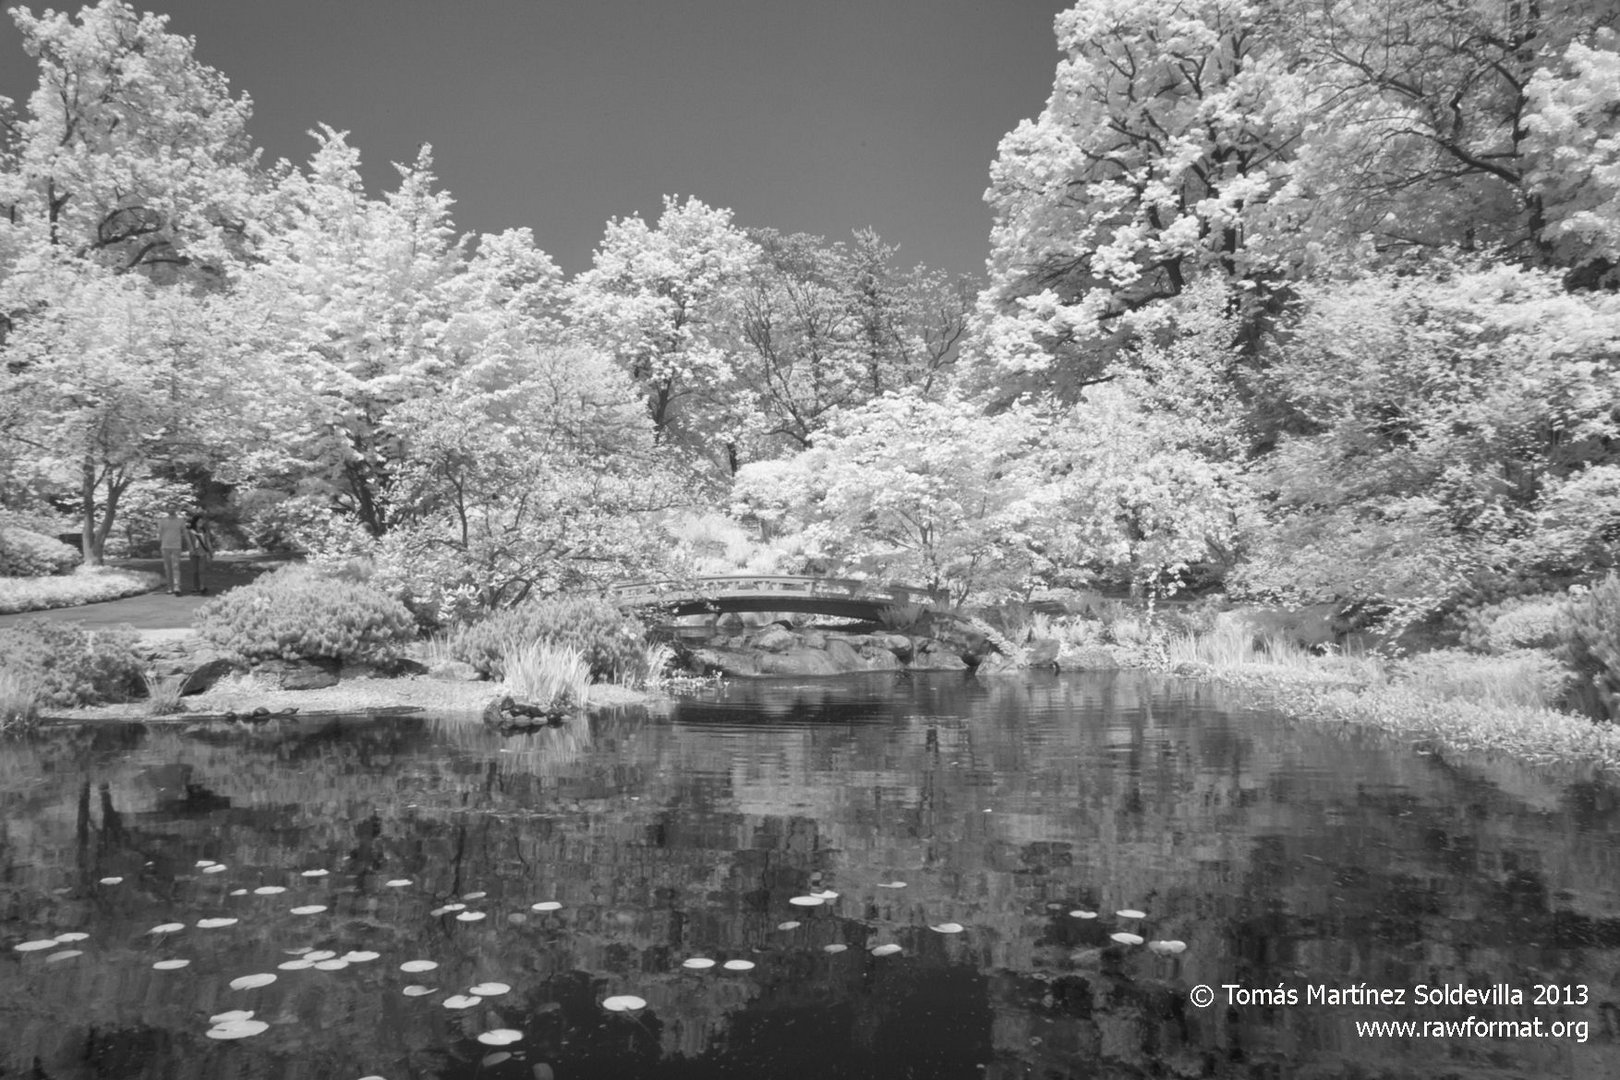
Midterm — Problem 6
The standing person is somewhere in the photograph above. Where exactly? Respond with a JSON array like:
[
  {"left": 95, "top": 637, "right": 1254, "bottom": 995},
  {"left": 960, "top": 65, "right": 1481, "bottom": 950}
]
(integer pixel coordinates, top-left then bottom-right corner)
[
  {"left": 157, "top": 507, "right": 188, "bottom": 595},
  {"left": 186, "top": 512, "right": 215, "bottom": 595}
]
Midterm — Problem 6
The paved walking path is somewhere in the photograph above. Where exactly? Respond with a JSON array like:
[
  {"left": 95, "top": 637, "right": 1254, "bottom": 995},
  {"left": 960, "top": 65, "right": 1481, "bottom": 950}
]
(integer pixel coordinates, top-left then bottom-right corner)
[{"left": 0, "top": 555, "right": 283, "bottom": 632}]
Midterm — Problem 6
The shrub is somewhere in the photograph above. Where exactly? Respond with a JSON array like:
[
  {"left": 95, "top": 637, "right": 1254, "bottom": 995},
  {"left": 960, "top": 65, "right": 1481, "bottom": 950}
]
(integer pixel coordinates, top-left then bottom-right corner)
[
  {"left": 0, "top": 620, "right": 145, "bottom": 708},
  {"left": 878, "top": 601, "right": 930, "bottom": 631},
  {"left": 194, "top": 563, "right": 416, "bottom": 663},
  {"left": 1389, "top": 648, "right": 1570, "bottom": 710},
  {"left": 1562, "top": 576, "right": 1620, "bottom": 721},
  {"left": 449, "top": 596, "right": 648, "bottom": 681},
  {"left": 0, "top": 668, "right": 42, "bottom": 734},
  {"left": 502, "top": 642, "right": 591, "bottom": 712},
  {"left": 1459, "top": 593, "right": 1572, "bottom": 654},
  {"left": 0, "top": 526, "right": 80, "bottom": 577}
]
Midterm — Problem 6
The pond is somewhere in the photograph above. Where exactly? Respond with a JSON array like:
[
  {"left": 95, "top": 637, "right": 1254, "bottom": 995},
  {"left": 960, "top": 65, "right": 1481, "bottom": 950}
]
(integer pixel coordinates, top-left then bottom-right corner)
[{"left": 2, "top": 671, "right": 1617, "bottom": 1079}]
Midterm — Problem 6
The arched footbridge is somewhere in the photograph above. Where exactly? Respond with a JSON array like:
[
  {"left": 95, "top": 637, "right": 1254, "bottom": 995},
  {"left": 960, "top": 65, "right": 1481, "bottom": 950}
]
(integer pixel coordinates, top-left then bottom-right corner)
[{"left": 606, "top": 575, "right": 995, "bottom": 659}]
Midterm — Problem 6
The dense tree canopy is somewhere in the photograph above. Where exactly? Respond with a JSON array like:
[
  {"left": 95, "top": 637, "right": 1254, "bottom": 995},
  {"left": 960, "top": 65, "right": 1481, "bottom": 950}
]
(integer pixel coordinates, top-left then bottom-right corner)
[{"left": 3, "top": 0, "right": 1617, "bottom": 627}]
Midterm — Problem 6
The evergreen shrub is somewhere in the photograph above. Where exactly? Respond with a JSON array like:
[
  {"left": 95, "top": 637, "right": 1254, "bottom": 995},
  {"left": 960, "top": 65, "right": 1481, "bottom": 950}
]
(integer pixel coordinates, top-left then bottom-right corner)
[
  {"left": 0, "top": 526, "right": 79, "bottom": 577},
  {"left": 449, "top": 596, "right": 648, "bottom": 681},
  {"left": 1562, "top": 576, "right": 1620, "bottom": 722},
  {"left": 194, "top": 563, "right": 416, "bottom": 662},
  {"left": 1459, "top": 593, "right": 1571, "bottom": 654},
  {"left": 0, "top": 620, "right": 145, "bottom": 708}
]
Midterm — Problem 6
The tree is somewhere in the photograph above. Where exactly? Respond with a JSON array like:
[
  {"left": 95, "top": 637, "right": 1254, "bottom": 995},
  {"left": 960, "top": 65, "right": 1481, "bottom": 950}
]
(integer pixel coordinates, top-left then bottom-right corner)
[
  {"left": 567, "top": 196, "right": 757, "bottom": 474},
  {"left": 0, "top": 0, "right": 264, "bottom": 286},
  {"left": 732, "top": 391, "right": 1053, "bottom": 605},
  {"left": 974, "top": 0, "right": 1304, "bottom": 393},
  {"left": 0, "top": 267, "right": 250, "bottom": 562},
  {"left": 233, "top": 130, "right": 472, "bottom": 537}
]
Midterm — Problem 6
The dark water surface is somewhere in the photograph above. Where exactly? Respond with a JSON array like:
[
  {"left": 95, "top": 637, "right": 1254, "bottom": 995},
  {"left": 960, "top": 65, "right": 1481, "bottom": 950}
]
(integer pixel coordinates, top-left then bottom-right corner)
[{"left": 3, "top": 672, "right": 1618, "bottom": 1079}]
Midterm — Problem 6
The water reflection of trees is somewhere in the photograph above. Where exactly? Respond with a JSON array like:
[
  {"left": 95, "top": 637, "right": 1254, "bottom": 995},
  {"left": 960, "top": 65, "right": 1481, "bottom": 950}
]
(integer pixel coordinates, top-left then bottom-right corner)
[{"left": 1, "top": 672, "right": 1618, "bottom": 1077}]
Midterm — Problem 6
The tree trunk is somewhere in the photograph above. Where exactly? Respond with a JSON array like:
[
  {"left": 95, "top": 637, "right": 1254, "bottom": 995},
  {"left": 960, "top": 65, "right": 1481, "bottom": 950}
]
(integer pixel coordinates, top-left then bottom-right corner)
[{"left": 80, "top": 457, "right": 103, "bottom": 566}]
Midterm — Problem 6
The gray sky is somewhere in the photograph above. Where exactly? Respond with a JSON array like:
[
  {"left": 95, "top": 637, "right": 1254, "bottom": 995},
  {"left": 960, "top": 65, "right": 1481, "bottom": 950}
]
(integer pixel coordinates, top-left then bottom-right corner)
[{"left": 0, "top": 0, "right": 1070, "bottom": 280}]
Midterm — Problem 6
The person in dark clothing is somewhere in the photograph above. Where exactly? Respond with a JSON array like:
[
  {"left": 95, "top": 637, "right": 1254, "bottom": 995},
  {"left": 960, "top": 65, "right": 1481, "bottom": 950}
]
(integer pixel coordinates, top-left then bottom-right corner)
[{"left": 185, "top": 513, "right": 214, "bottom": 595}]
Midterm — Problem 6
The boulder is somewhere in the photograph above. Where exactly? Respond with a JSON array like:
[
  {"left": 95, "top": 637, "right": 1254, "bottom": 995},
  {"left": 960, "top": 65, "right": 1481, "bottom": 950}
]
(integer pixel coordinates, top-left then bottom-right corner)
[
  {"left": 877, "top": 633, "right": 914, "bottom": 662},
  {"left": 687, "top": 648, "right": 761, "bottom": 677},
  {"left": 823, "top": 637, "right": 862, "bottom": 671},
  {"left": 1026, "top": 638, "right": 1061, "bottom": 667},
  {"left": 343, "top": 656, "right": 430, "bottom": 680},
  {"left": 912, "top": 642, "right": 967, "bottom": 671},
  {"left": 482, "top": 693, "right": 571, "bottom": 731},
  {"left": 1056, "top": 646, "right": 1119, "bottom": 671},
  {"left": 427, "top": 659, "right": 484, "bottom": 683},
  {"left": 750, "top": 625, "right": 797, "bottom": 653},
  {"left": 254, "top": 657, "right": 340, "bottom": 691},
  {"left": 180, "top": 652, "right": 238, "bottom": 696},
  {"left": 756, "top": 647, "right": 845, "bottom": 676}
]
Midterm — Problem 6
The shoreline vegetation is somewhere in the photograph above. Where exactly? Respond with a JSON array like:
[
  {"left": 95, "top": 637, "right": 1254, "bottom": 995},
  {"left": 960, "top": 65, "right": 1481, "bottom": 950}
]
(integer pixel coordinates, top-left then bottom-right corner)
[
  {"left": 7, "top": 587, "right": 1617, "bottom": 775},
  {"left": 0, "top": 566, "right": 164, "bottom": 615}
]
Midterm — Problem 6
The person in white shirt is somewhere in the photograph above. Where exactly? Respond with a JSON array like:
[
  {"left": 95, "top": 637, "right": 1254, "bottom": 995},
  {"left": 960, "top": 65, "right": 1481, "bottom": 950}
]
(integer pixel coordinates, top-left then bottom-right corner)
[{"left": 157, "top": 508, "right": 187, "bottom": 595}]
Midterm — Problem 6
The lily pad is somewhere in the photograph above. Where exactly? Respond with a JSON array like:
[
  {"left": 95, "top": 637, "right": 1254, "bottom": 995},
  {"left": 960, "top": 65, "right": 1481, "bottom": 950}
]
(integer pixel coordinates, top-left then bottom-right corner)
[
  {"left": 870, "top": 944, "right": 903, "bottom": 957},
  {"left": 14, "top": 940, "right": 60, "bottom": 952},
  {"left": 313, "top": 959, "right": 350, "bottom": 971},
  {"left": 929, "top": 923, "right": 965, "bottom": 934},
  {"left": 823, "top": 944, "right": 848, "bottom": 954},
  {"left": 195, "top": 860, "right": 218, "bottom": 868},
  {"left": 463, "top": 891, "right": 487, "bottom": 900},
  {"left": 1069, "top": 910, "right": 1098, "bottom": 919},
  {"left": 196, "top": 918, "right": 239, "bottom": 929},
  {"left": 254, "top": 886, "right": 286, "bottom": 895},
  {"left": 876, "top": 881, "right": 907, "bottom": 889},
  {"left": 99, "top": 876, "right": 123, "bottom": 885},
  {"left": 681, "top": 958, "right": 716, "bottom": 970},
  {"left": 470, "top": 982, "right": 510, "bottom": 996},
  {"left": 342, "top": 951, "right": 380, "bottom": 963},
  {"left": 402, "top": 985, "right": 436, "bottom": 996},
  {"left": 811, "top": 889, "right": 840, "bottom": 900},
  {"left": 46, "top": 950, "right": 83, "bottom": 963},
  {"left": 601, "top": 995, "right": 646, "bottom": 1011},
  {"left": 788, "top": 895, "right": 824, "bottom": 907},
  {"left": 442, "top": 994, "right": 481, "bottom": 1009},
  {"left": 203, "top": 864, "right": 227, "bottom": 874},
  {"left": 289, "top": 905, "right": 326, "bottom": 915},
  {"left": 149, "top": 923, "right": 185, "bottom": 934},
  {"left": 1116, "top": 909, "right": 1146, "bottom": 920},
  {"left": 230, "top": 889, "right": 248, "bottom": 896},
  {"left": 477, "top": 1029, "right": 523, "bottom": 1046},
  {"left": 400, "top": 960, "right": 439, "bottom": 973},
  {"left": 228, "top": 973, "right": 277, "bottom": 990},
  {"left": 210, "top": 1010, "right": 254, "bottom": 1024},
  {"left": 152, "top": 959, "right": 190, "bottom": 970},
  {"left": 441, "top": 902, "right": 467, "bottom": 912},
  {"left": 305, "top": 950, "right": 336, "bottom": 961},
  {"left": 205, "top": 1019, "right": 268, "bottom": 1040},
  {"left": 385, "top": 879, "right": 412, "bottom": 887},
  {"left": 277, "top": 959, "right": 315, "bottom": 971},
  {"left": 777, "top": 921, "right": 801, "bottom": 930},
  {"left": 1110, "top": 932, "right": 1145, "bottom": 946},
  {"left": 455, "top": 911, "right": 487, "bottom": 922},
  {"left": 530, "top": 901, "right": 562, "bottom": 912},
  {"left": 1147, "top": 939, "right": 1187, "bottom": 955},
  {"left": 300, "top": 869, "right": 329, "bottom": 878},
  {"left": 53, "top": 932, "right": 88, "bottom": 943},
  {"left": 722, "top": 959, "right": 756, "bottom": 971}
]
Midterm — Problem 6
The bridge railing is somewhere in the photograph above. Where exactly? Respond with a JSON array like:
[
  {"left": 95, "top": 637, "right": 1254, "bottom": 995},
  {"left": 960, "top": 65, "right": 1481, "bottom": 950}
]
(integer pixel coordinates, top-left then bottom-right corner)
[{"left": 607, "top": 575, "right": 949, "bottom": 608}]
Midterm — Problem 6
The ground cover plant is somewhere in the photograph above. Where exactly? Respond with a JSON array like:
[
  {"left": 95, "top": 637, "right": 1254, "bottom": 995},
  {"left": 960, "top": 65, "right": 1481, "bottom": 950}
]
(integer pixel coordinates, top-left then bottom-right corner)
[{"left": 0, "top": 565, "right": 164, "bottom": 614}]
